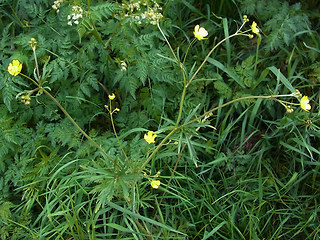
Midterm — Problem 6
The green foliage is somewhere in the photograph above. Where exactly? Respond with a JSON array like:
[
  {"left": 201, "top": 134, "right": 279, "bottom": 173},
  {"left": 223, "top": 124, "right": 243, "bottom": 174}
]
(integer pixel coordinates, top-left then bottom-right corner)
[
  {"left": 239, "top": 0, "right": 311, "bottom": 51},
  {"left": 0, "top": 0, "right": 319, "bottom": 239}
]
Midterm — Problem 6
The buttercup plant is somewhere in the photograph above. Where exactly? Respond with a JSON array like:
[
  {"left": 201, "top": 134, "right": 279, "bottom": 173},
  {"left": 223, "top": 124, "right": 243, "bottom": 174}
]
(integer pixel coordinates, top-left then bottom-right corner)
[
  {"left": 144, "top": 131, "right": 157, "bottom": 144},
  {"left": 300, "top": 96, "right": 311, "bottom": 112},
  {"left": 138, "top": 17, "right": 312, "bottom": 172},
  {"left": 8, "top": 39, "right": 115, "bottom": 167},
  {"left": 7, "top": 60, "right": 22, "bottom": 76},
  {"left": 2, "top": 1, "right": 318, "bottom": 237},
  {"left": 150, "top": 179, "right": 160, "bottom": 189},
  {"left": 193, "top": 25, "right": 208, "bottom": 40},
  {"left": 6, "top": 17, "right": 311, "bottom": 202}
]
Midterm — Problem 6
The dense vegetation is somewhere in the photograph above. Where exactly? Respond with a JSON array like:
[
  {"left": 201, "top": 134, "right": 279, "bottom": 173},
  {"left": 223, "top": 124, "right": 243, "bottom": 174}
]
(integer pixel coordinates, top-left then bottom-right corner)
[{"left": 1, "top": 0, "right": 319, "bottom": 239}]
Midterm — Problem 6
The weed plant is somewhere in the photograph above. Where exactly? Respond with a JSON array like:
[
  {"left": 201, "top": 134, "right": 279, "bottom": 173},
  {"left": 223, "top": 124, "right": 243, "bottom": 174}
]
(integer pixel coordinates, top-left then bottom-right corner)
[{"left": 0, "top": 0, "right": 319, "bottom": 239}]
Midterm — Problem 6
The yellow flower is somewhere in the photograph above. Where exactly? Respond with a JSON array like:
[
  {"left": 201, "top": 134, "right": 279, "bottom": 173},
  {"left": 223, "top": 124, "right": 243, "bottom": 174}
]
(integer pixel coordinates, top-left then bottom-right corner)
[
  {"left": 251, "top": 21, "right": 259, "bottom": 35},
  {"left": 150, "top": 180, "right": 160, "bottom": 189},
  {"left": 108, "top": 93, "right": 115, "bottom": 100},
  {"left": 8, "top": 60, "right": 22, "bottom": 76},
  {"left": 144, "top": 131, "right": 157, "bottom": 144},
  {"left": 193, "top": 25, "right": 208, "bottom": 40},
  {"left": 300, "top": 96, "right": 311, "bottom": 112}
]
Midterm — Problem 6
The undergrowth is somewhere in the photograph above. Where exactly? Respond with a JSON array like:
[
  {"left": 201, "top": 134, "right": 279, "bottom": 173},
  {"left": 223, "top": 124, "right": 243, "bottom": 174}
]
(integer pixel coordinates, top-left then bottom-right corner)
[{"left": 0, "top": 0, "right": 319, "bottom": 239}]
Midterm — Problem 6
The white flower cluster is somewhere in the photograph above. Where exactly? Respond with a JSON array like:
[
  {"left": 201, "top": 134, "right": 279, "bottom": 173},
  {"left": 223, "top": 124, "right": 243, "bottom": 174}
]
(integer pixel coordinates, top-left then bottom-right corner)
[
  {"left": 121, "top": 0, "right": 163, "bottom": 25},
  {"left": 67, "top": 6, "right": 84, "bottom": 26},
  {"left": 52, "top": 0, "right": 64, "bottom": 12}
]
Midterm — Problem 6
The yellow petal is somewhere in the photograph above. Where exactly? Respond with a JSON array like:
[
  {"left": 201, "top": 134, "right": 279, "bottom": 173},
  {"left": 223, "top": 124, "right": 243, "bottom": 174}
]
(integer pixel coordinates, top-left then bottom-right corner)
[
  {"left": 108, "top": 93, "right": 115, "bottom": 100},
  {"left": 144, "top": 131, "right": 157, "bottom": 144},
  {"left": 194, "top": 25, "right": 208, "bottom": 40},
  {"left": 198, "top": 27, "right": 208, "bottom": 37},
  {"left": 300, "top": 96, "right": 311, "bottom": 112},
  {"left": 251, "top": 21, "right": 259, "bottom": 35},
  {"left": 8, "top": 59, "right": 22, "bottom": 76},
  {"left": 151, "top": 180, "right": 160, "bottom": 189}
]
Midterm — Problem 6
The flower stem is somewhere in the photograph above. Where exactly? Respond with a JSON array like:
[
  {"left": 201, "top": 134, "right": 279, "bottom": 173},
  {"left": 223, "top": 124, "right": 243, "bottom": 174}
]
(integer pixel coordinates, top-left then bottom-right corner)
[
  {"left": 182, "top": 95, "right": 285, "bottom": 127},
  {"left": 157, "top": 22, "right": 186, "bottom": 85},
  {"left": 42, "top": 88, "right": 115, "bottom": 164},
  {"left": 141, "top": 94, "right": 289, "bottom": 172},
  {"left": 175, "top": 33, "right": 240, "bottom": 125},
  {"left": 140, "top": 127, "right": 179, "bottom": 170},
  {"left": 188, "top": 33, "right": 238, "bottom": 84},
  {"left": 182, "top": 38, "right": 196, "bottom": 65},
  {"left": 175, "top": 85, "right": 187, "bottom": 125},
  {"left": 109, "top": 101, "right": 129, "bottom": 168},
  {"left": 33, "top": 49, "right": 41, "bottom": 85}
]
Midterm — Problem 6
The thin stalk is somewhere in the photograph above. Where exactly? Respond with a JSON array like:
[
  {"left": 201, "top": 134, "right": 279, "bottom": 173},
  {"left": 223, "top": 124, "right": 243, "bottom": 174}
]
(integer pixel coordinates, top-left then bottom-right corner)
[
  {"left": 140, "top": 127, "right": 180, "bottom": 170},
  {"left": 87, "top": 0, "right": 90, "bottom": 10},
  {"left": 26, "top": 45, "right": 116, "bottom": 164},
  {"left": 254, "top": 35, "right": 261, "bottom": 73},
  {"left": 182, "top": 38, "right": 196, "bottom": 65},
  {"left": 175, "top": 85, "right": 187, "bottom": 125},
  {"left": 32, "top": 49, "right": 41, "bottom": 84},
  {"left": 109, "top": 100, "right": 129, "bottom": 167},
  {"left": 175, "top": 28, "right": 256, "bottom": 126},
  {"left": 175, "top": 33, "right": 241, "bottom": 125},
  {"left": 157, "top": 22, "right": 187, "bottom": 85},
  {"left": 88, "top": 15, "right": 116, "bottom": 67},
  {"left": 19, "top": 73, "right": 41, "bottom": 87},
  {"left": 182, "top": 95, "right": 287, "bottom": 128},
  {"left": 43, "top": 88, "right": 116, "bottom": 164},
  {"left": 141, "top": 94, "right": 291, "bottom": 171},
  {"left": 188, "top": 33, "right": 238, "bottom": 84}
]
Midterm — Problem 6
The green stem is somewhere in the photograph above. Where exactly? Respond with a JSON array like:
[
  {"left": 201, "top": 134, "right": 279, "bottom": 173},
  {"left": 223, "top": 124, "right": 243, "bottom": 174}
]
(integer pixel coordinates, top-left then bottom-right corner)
[
  {"left": 88, "top": 16, "right": 116, "bottom": 68},
  {"left": 175, "top": 33, "right": 240, "bottom": 125},
  {"left": 175, "top": 85, "right": 187, "bottom": 125},
  {"left": 42, "top": 88, "right": 115, "bottom": 164},
  {"left": 157, "top": 22, "right": 186, "bottom": 85},
  {"left": 25, "top": 39, "right": 115, "bottom": 164},
  {"left": 254, "top": 35, "right": 261, "bottom": 73},
  {"left": 182, "top": 38, "right": 196, "bottom": 65},
  {"left": 19, "top": 73, "right": 40, "bottom": 87},
  {"left": 141, "top": 94, "right": 289, "bottom": 171},
  {"left": 182, "top": 95, "right": 284, "bottom": 128},
  {"left": 188, "top": 33, "right": 238, "bottom": 84},
  {"left": 33, "top": 49, "right": 41, "bottom": 85},
  {"left": 109, "top": 100, "right": 129, "bottom": 168},
  {"left": 89, "top": 18, "right": 103, "bottom": 45},
  {"left": 87, "top": 0, "right": 90, "bottom": 10}
]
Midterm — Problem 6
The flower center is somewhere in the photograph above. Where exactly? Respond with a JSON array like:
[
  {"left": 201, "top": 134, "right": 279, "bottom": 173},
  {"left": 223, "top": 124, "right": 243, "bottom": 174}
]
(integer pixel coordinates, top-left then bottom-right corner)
[{"left": 12, "top": 65, "right": 19, "bottom": 72}]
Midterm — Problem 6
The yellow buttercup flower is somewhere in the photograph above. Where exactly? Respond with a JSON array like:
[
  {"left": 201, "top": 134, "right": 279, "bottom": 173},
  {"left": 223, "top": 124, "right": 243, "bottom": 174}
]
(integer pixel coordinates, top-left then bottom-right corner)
[
  {"left": 150, "top": 180, "right": 160, "bottom": 189},
  {"left": 8, "top": 60, "right": 22, "bottom": 76},
  {"left": 193, "top": 25, "right": 208, "bottom": 40},
  {"left": 144, "top": 131, "right": 157, "bottom": 144},
  {"left": 108, "top": 93, "right": 115, "bottom": 100},
  {"left": 251, "top": 21, "right": 259, "bottom": 35},
  {"left": 300, "top": 96, "right": 311, "bottom": 112}
]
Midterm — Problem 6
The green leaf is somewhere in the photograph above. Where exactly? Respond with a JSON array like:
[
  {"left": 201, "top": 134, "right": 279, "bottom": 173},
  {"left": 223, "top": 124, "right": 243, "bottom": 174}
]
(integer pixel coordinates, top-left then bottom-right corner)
[
  {"left": 107, "top": 201, "right": 186, "bottom": 236},
  {"left": 268, "top": 66, "right": 295, "bottom": 93},
  {"left": 207, "top": 58, "right": 245, "bottom": 88}
]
